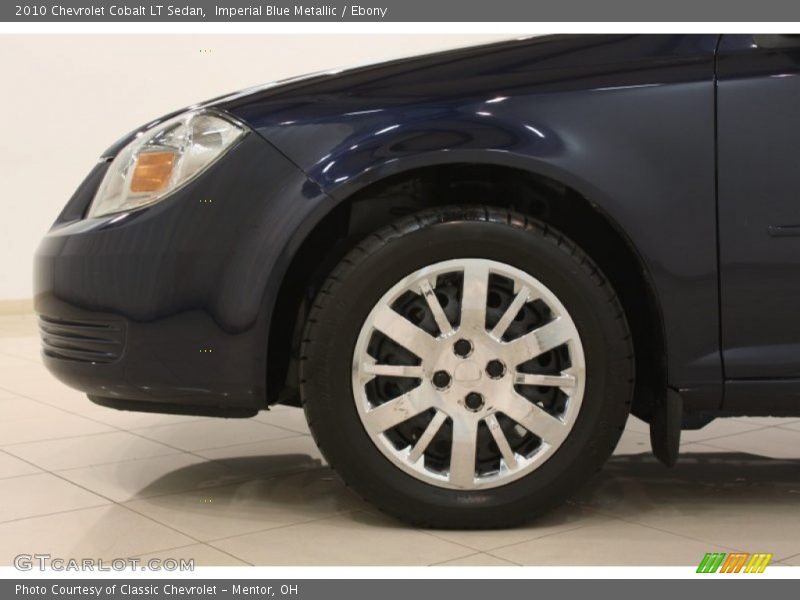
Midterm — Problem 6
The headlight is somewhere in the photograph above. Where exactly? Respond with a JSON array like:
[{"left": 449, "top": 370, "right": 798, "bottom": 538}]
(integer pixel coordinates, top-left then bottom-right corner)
[{"left": 88, "top": 110, "right": 246, "bottom": 218}]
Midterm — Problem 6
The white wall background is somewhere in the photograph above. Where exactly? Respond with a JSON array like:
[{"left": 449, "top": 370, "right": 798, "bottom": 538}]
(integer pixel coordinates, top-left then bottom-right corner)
[{"left": 0, "top": 34, "right": 506, "bottom": 301}]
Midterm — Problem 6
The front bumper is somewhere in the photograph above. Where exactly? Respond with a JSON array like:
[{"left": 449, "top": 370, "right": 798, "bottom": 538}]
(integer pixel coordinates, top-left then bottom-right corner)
[{"left": 34, "top": 129, "right": 327, "bottom": 415}]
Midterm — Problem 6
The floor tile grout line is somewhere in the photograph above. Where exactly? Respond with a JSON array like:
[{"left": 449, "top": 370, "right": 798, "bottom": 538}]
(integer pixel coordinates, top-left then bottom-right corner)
[
  {"left": 121, "top": 415, "right": 312, "bottom": 440},
  {"left": 774, "top": 425, "right": 800, "bottom": 433},
  {"left": 782, "top": 550, "right": 800, "bottom": 561},
  {"left": 3, "top": 443, "right": 183, "bottom": 471},
  {"left": 683, "top": 436, "right": 800, "bottom": 457},
  {"left": 92, "top": 527, "right": 228, "bottom": 563},
  {"left": 0, "top": 452, "right": 62, "bottom": 479},
  {"left": 50, "top": 437, "right": 332, "bottom": 500},
  {"left": 503, "top": 515, "right": 621, "bottom": 551},
  {"left": 426, "top": 549, "right": 517, "bottom": 567},
  {"left": 32, "top": 398, "right": 264, "bottom": 459},
  {"left": 201, "top": 508, "right": 369, "bottom": 547},
  {"left": 45, "top": 470, "right": 215, "bottom": 549},
  {"left": 678, "top": 441, "right": 733, "bottom": 450},
  {"left": 125, "top": 426, "right": 303, "bottom": 455},
  {"left": 102, "top": 503, "right": 210, "bottom": 551},
  {"left": 1, "top": 406, "right": 320, "bottom": 491},
  {"left": 243, "top": 416, "right": 313, "bottom": 437},
  {"left": 130, "top": 541, "right": 255, "bottom": 567},
  {"left": 50, "top": 449, "right": 216, "bottom": 474},
  {"left": 764, "top": 548, "right": 800, "bottom": 562},
  {"left": 93, "top": 416, "right": 205, "bottom": 429},
  {"left": 3, "top": 453, "right": 139, "bottom": 519},
  {"left": 50, "top": 454, "right": 237, "bottom": 485},
  {"left": 109, "top": 427, "right": 216, "bottom": 456},
  {"left": 697, "top": 425, "right": 800, "bottom": 444},
  {"left": 412, "top": 523, "right": 546, "bottom": 556},
  {"left": 185, "top": 459, "right": 329, "bottom": 490},
  {"left": 427, "top": 551, "right": 484, "bottom": 566},
  {"left": 3, "top": 495, "right": 263, "bottom": 553},
  {"left": 676, "top": 424, "right": 776, "bottom": 446},
  {"left": 0, "top": 360, "right": 313, "bottom": 443},
  {"left": 199, "top": 542, "right": 257, "bottom": 567},
  {"left": 483, "top": 551, "right": 524, "bottom": 566},
  {"left": 116, "top": 460, "right": 333, "bottom": 503},
  {"left": 731, "top": 417, "right": 800, "bottom": 426},
  {"left": 184, "top": 433, "right": 315, "bottom": 458},
  {"left": 125, "top": 507, "right": 367, "bottom": 559},
  {"left": 0, "top": 387, "right": 145, "bottom": 449},
  {"left": 0, "top": 446, "right": 46, "bottom": 475},
  {"left": 0, "top": 450, "right": 213, "bottom": 543},
  {"left": 0, "top": 499, "right": 111, "bottom": 527},
  {"left": 22, "top": 391, "right": 201, "bottom": 431},
  {"left": 0, "top": 384, "right": 107, "bottom": 418},
  {"left": 69, "top": 397, "right": 314, "bottom": 457},
  {"left": 99, "top": 461, "right": 332, "bottom": 504},
  {"left": 447, "top": 519, "right": 600, "bottom": 555},
  {"left": 2, "top": 451, "right": 335, "bottom": 536},
  {"left": 124, "top": 418, "right": 290, "bottom": 435},
  {"left": 0, "top": 469, "right": 46, "bottom": 482},
  {"left": 415, "top": 530, "right": 498, "bottom": 555},
  {"left": 49, "top": 401, "right": 246, "bottom": 460},
  {"left": 420, "top": 509, "right": 611, "bottom": 555},
  {"left": 102, "top": 408, "right": 310, "bottom": 439},
  {"left": 577, "top": 505, "right": 748, "bottom": 555},
  {"left": 482, "top": 512, "right": 743, "bottom": 563},
  {"left": 0, "top": 380, "right": 206, "bottom": 439},
  {"left": 37, "top": 415, "right": 327, "bottom": 501}
]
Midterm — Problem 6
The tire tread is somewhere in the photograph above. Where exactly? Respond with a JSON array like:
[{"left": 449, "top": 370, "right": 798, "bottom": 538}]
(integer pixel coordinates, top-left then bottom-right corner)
[{"left": 299, "top": 206, "right": 633, "bottom": 528}]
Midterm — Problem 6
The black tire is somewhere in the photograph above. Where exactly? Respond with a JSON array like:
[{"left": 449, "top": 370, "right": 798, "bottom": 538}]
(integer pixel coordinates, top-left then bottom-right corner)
[{"left": 300, "top": 206, "right": 633, "bottom": 529}]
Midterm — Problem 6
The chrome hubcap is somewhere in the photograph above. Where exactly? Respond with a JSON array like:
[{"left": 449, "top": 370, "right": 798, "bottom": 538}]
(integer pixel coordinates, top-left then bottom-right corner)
[{"left": 352, "top": 258, "right": 585, "bottom": 490}]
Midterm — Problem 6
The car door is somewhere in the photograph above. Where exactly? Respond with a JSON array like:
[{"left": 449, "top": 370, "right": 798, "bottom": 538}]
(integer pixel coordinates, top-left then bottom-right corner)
[{"left": 718, "top": 35, "right": 800, "bottom": 389}]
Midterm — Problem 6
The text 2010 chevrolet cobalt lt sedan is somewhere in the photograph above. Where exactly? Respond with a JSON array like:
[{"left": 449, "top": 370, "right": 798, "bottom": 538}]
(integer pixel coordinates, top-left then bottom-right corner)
[{"left": 34, "top": 34, "right": 800, "bottom": 528}]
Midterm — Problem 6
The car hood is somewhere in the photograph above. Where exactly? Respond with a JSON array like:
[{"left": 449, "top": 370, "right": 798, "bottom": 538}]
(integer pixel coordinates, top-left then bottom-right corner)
[
  {"left": 214, "top": 34, "right": 717, "bottom": 128},
  {"left": 103, "top": 34, "right": 717, "bottom": 158}
]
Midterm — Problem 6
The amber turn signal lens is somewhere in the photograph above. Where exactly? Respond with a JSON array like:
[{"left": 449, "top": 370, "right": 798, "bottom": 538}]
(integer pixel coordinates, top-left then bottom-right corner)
[{"left": 130, "top": 151, "right": 176, "bottom": 192}]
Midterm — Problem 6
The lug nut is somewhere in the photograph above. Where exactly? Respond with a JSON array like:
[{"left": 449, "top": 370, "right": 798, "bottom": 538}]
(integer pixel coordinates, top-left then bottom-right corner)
[
  {"left": 464, "top": 392, "right": 485, "bottom": 411},
  {"left": 486, "top": 359, "right": 506, "bottom": 379},
  {"left": 432, "top": 370, "right": 452, "bottom": 390},
  {"left": 453, "top": 338, "right": 473, "bottom": 358}
]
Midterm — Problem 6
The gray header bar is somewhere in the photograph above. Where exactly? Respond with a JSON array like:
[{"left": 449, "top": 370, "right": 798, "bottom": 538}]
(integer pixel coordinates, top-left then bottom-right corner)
[{"left": 5, "top": 0, "right": 800, "bottom": 22}]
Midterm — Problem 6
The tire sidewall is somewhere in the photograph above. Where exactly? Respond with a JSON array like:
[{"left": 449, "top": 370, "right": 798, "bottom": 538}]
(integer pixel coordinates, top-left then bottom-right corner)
[{"left": 302, "top": 214, "right": 631, "bottom": 524}]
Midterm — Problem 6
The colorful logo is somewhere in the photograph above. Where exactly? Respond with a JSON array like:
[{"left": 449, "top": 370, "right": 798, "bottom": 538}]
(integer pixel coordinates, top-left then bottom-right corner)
[{"left": 697, "top": 552, "right": 773, "bottom": 573}]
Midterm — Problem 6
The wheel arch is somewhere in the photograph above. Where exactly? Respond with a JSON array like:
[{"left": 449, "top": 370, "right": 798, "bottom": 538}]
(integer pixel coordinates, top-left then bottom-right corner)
[{"left": 266, "top": 159, "right": 666, "bottom": 423}]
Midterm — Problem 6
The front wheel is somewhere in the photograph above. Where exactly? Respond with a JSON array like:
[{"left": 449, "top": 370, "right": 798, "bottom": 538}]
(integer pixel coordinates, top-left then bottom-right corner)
[{"left": 300, "top": 207, "right": 633, "bottom": 528}]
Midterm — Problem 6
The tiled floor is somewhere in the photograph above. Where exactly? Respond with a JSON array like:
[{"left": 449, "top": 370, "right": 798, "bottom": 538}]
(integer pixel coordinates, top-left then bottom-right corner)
[{"left": 1, "top": 312, "right": 800, "bottom": 566}]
